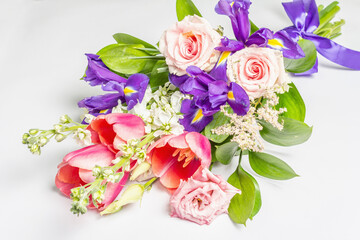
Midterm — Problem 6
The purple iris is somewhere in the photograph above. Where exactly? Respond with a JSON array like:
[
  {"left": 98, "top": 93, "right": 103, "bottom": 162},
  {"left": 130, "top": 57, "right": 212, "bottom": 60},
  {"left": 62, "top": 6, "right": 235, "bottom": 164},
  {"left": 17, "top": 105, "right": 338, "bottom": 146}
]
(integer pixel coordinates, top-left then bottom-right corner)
[
  {"left": 78, "top": 54, "right": 149, "bottom": 114},
  {"left": 281, "top": 0, "right": 360, "bottom": 73},
  {"left": 215, "top": 0, "right": 304, "bottom": 58},
  {"left": 170, "top": 66, "right": 250, "bottom": 132}
]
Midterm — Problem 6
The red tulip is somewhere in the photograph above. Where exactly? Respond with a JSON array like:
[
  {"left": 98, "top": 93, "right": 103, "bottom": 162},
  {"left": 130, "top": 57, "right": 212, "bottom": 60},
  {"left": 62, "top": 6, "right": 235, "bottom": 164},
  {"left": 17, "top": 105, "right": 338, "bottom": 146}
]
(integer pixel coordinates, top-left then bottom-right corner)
[
  {"left": 55, "top": 113, "right": 145, "bottom": 210},
  {"left": 147, "top": 132, "right": 211, "bottom": 190}
]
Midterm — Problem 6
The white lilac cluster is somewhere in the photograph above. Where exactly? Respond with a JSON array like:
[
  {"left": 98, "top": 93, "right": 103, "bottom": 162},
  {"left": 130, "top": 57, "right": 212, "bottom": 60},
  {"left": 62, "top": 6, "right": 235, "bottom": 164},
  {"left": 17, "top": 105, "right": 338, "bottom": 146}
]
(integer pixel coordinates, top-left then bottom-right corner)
[
  {"left": 113, "top": 83, "right": 188, "bottom": 137},
  {"left": 213, "top": 84, "right": 289, "bottom": 152},
  {"left": 73, "top": 128, "right": 92, "bottom": 146}
]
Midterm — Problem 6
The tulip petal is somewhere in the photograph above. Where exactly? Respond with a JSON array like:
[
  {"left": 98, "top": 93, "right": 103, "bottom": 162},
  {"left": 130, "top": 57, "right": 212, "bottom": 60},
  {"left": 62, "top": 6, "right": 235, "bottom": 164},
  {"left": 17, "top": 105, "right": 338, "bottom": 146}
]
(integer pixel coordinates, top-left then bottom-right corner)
[
  {"left": 78, "top": 169, "right": 96, "bottom": 183},
  {"left": 168, "top": 133, "right": 189, "bottom": 149},
  {"left": 106, "top": 113, "right": 145, "bottom": 142},
  {"left": 64, "top": 144, "right": 115, "bottom": 170},
  {"left": 150, "top": 144, "right": 201, "bottom": 189},
  {"left": 146, "top": 134, "right": 174, "bottom": 155},
  {"left": 99, "top": 172, "right": 129, "bottom": 210},
  {"left": 57, "top": 164, "right": 83, "bottom": 184},
  {"left": 90, "top": 116, "right": 117, "bottom": 146},
  {"left": 185, "top": 132, "right": 211, "bottom": 168}
]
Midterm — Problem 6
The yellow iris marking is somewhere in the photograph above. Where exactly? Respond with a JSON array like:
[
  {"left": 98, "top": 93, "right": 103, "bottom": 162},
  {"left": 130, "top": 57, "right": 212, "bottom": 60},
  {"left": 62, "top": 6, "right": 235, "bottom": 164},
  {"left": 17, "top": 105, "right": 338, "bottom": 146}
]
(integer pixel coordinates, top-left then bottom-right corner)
[
  {"left": 124, "top": 87, "right": 136, "bottom": 96},
  {"left": 268, "top": 39, "right": 285, "bottom": 48},
  {"left": 99, "top": 110, "right": 107, "bottom": 114},
  {"left": 231, "top": 1, "right": 234, "bottom": 7},
  {"left": 192, "top": 109, "right": 204, "bottom": 124},
  {"left": 227, "top": 91, "right": 235, "bottom": 100},
  {"left": 218, "top": 51, "right": 231, "bottom": 65}
]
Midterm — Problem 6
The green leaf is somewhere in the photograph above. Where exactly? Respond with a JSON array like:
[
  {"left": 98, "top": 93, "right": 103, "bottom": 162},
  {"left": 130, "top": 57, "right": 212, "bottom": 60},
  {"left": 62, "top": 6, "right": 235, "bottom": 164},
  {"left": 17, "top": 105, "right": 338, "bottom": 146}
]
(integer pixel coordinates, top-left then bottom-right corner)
[
  {"left": 318, "top": 1, "right": 340, "bottom": 30},
  {"left": 248, "top": 173, "right": 261, "bottom": 219},
  {"left": 215, "top": 142, "right": 238, "bottom": 165},
  {"left": 149, "top": 60, "right": 169, "bottom": 91},
  {"left": 228, "top": 165, "right": 256, "bottom": 225},
  {"left": 97, "top": 44, "right": 152, "bottom": 75},
  {"left": 259, "top": 117, "right": 312, "bottom": 146},
  {"left": 250, "top": 20, "right": 259, "bottom": 34},
  {"left": 249, "top": 152, "right": 298, "bottom": 180},
  {"left": 113, "top": 33, "right": 157, "bottom": 49},
  {"left": 284, "top": 39, "right": 317, "bottom": 73},
  {"left": 176, "top": 0, "right": 202, "bottom": 21},
  {"left": 277, "top": 82, "right": 306, "bottom": 122},
  {"left": 204, "top": 110, "right": 230, "bottom": 143}
]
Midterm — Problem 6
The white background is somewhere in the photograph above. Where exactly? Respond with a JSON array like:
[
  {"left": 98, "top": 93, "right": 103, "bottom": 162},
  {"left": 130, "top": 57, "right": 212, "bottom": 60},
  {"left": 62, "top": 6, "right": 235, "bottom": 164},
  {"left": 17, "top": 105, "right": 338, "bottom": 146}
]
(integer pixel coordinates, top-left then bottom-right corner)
[{"left": 1, "top": 0, "right": 360, "bottom": 239}]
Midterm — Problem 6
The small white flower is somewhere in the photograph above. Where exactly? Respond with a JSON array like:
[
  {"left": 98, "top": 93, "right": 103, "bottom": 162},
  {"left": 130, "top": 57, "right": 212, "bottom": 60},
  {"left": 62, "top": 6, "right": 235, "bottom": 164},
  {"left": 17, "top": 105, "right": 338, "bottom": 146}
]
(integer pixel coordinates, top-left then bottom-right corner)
[{"left": 73, "top": 128, "right": 92, "bottom": 147}]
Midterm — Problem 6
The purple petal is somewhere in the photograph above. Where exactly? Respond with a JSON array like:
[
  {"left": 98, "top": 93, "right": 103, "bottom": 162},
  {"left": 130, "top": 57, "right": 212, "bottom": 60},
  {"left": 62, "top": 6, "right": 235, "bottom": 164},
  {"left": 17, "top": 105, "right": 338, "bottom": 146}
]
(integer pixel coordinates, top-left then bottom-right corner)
[
  {"left": 215, "top": 0, "right": 252, "bottom": 43},
  {"left": 215, "top": 37, "right": 245, "bottom": 52},
  {"left": 180, "top": 99, "right": 214, "bottom": 132},
  {"left": 227, "top": 82, "right": 250, "bottom": 116},
  {"left": 269, "top": 30, "right": 305, "bottom": 59},
  {"left": 78, "top": 93, "right": 123, "bottom": 114},
  {"left": 84, "top": 54, "right": 127, "bottom": 86},
  {"left": 247, "top": 28, "right": 273, "bottom": 47},
  {"left": 123, "top": 74, "right": 149, "bottom": 110}
]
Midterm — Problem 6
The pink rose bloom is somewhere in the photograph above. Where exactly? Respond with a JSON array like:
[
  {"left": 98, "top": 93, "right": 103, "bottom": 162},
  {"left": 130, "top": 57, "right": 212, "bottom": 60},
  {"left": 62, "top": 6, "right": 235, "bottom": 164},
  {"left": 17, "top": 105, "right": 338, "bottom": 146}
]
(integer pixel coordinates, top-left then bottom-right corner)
[
  {"left": 159, "top": 15, "right": 221, "bottom": 76},
  {"left": 147, "top": 132, "right": 211, "bottom": 190},
  {"left": 55, "top": 113, "right": 145, "bottom": 211},
  {"left": 170, "top": 168, "right": 241, "bottom": 225},
  {"left": 227, "top": 47, "right": 289, "bottom": 99}
]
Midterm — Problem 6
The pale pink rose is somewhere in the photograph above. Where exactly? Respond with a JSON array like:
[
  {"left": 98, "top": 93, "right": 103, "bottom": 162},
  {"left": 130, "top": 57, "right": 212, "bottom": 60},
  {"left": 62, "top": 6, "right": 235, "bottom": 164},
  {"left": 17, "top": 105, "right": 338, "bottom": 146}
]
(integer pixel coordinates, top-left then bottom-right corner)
[
  {"left": 170, "top": 168, "right": 240, "bottom": 225},
  {"left": 227, "top": 47, "right": 289, "bottom": 99},
  {"left": 159, "top": 15, "right": 221, "bottom": 76}
]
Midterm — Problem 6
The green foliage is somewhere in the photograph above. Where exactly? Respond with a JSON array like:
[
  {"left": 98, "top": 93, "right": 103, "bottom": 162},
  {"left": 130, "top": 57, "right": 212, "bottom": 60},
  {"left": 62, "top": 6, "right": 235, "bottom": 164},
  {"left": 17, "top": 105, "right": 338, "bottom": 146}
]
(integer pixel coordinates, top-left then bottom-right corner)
[
  {"left": 113, "top": 33, "right": 157, "bottom": 49},
  {"left": 215, "top": 142, "right": 239, "bottom": 165},
  {"left": 176, "top": 0, "right": 202, "bottom": 21},
  {"left": 204, "top": 111, "right": 231, "bottom": 143},
  {"left": 97, "top": 44, "right": 152, "bottom": 75},
  {"left": 249, "top": 152, "right": 298, "bottom": 180},
  {"left": 284, "top": 39, "right": 317, "bottom": 74},
  {"left": 149, "top": 61, "right": 169, "bottom": 91},
  {"left": 277, "top": 82, "right": 306, "bottom": 122},
  {"left": 228, "top": 164, "right": 256, "bottom": 225},
  {"left": 259, "top": 117, "right": 312, "bottom": 146}
]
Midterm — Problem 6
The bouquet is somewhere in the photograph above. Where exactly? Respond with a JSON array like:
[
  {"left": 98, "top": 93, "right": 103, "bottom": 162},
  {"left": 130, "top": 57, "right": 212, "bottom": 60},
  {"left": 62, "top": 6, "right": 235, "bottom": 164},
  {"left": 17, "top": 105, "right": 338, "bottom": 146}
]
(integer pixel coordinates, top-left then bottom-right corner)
[{"left": 22, "top": 0, "right": 360, "bottom": 225}]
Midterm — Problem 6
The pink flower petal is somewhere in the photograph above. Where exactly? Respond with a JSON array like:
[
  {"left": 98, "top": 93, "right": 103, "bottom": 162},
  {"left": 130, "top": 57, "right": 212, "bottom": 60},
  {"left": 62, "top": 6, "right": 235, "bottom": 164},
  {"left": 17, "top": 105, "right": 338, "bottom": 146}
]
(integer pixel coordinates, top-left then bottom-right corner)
[
  {"left": 151, "top": 145, "right": 201, "bottom": 189},
  {"left": 99, "top": 172, "right": 129, "bottom": 210},
  {"left": 57, "top": 164, "right": 83, "bottom": 184},
  {"left": 55, "top": 173, "right": 85, "bottom": 197},
  {"left": 90, "top": 117, "right": 116, "bottom": 146},
  {"left": 147, "top": 134, "right": 174, "bottom": 155},
  {"left": 78, "top": 169, "right": 96, "bottom": 183},
  {"left": 167, "top": 133, "right": 189, "bottom": 149},
  {"left": 109, "top": 114, "right": 145, "bottom": 142},
  {"left": 64, "top": 144, "right": 115, "bottom": 170},
  {"left": 185, "top": 132, "right": 211, "bottom": 168}
]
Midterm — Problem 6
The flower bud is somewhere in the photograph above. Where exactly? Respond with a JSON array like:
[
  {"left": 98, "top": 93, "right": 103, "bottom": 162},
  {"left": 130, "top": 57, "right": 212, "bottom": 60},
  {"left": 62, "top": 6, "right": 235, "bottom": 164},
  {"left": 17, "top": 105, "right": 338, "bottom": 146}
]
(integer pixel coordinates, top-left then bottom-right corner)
[
  {"left": 55, "top": 134, "right": 66, "bottom": 142},
  {"left": 100, "top": 184, "right": 145, "bottom": 215},
  {"left": 30, "top": 144, "right": 41, "bottom": 155},
  {"left": 22, "top": 133, "right": 30, "bottom": 141},
  {"left": 29, "top": 129, "right": 39, "bottom": 135},
  {"left": 53, "top": 124, "right": 63, "bottom": 133},
  {"left": 38, "top": 136, "right": 48, "bottom": 147},
  {"left": 59, "top": 115, "right": 71, "bottom": 124},
  {"left": 130, "top": 162, "right": 151, "bottom": 181}
]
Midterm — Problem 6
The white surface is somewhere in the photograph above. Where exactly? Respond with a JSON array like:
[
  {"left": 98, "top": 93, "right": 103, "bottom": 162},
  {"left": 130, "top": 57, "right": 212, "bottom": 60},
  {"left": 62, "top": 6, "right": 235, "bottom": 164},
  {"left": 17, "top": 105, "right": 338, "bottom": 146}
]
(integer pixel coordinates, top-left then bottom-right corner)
[{"left": 1, "top": 0, "right": 360, "bottom": 239}]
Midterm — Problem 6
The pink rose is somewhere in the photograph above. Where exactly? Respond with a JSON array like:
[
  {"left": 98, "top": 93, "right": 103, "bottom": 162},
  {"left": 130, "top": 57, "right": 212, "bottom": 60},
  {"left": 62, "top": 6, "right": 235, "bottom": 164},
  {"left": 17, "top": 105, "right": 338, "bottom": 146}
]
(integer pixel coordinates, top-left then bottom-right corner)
[
  {"left": 159, "top": 15, "right": 221, "bottom": 76},
  {"left": 55, "top": 113, "right": 145, "bottom": 211},
  {"left": 170, "top": 168, "right": 240, "bottom": 225},
  {"left": 147, "top": 132, "right": 211, "bottom": 190},
  {"left": 227, "top": 47, "right": 289, "bottom": 99}
]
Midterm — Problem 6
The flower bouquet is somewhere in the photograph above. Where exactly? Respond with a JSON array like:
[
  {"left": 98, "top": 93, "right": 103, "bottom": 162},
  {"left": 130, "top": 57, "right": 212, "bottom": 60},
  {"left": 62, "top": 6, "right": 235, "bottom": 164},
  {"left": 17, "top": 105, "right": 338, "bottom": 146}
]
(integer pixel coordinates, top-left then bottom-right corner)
[{"left": 22, "top": 0, "right": 360, "bottom": 225}]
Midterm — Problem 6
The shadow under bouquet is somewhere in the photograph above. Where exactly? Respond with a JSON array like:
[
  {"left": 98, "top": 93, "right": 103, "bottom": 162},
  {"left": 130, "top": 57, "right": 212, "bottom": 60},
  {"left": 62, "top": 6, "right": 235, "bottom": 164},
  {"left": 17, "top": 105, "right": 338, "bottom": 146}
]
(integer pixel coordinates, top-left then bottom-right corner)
[{"left": 22, "top": 0, "right": 360, "bottom": 225}]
